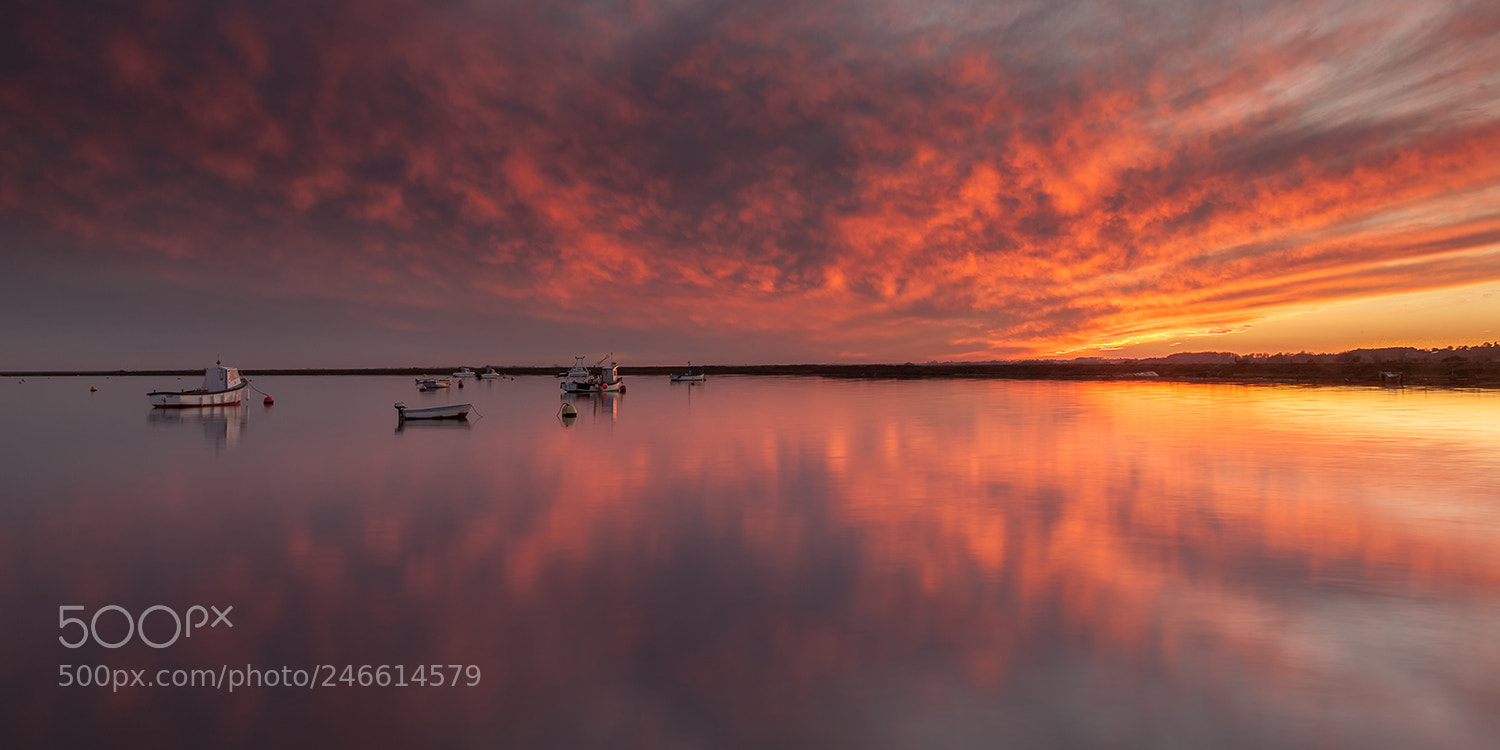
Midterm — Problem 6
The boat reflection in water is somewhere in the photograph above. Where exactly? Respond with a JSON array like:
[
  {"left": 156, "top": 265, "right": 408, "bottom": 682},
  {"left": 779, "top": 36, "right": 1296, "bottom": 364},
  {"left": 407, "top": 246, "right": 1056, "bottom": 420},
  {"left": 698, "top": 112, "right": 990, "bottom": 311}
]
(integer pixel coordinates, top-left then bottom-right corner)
[
  {"left": 395, "top": 417, "right": 475, "bottom": 434},
  {"left": 145, "top": 403, "right": 246, "bottom": 450},
  {"left": 558, "top": 388, "right": 624, "bottom": 425}
]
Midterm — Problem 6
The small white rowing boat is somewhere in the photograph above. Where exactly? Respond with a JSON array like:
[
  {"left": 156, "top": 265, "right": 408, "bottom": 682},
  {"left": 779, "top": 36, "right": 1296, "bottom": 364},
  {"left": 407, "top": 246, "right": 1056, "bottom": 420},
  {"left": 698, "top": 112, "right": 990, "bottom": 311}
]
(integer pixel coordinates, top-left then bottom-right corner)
[
  {"left": 394, "top": 401, "right": 472, "bottom": 421},
  {"left": 415, "top": 377, "right": 452, "bottom": 391}
]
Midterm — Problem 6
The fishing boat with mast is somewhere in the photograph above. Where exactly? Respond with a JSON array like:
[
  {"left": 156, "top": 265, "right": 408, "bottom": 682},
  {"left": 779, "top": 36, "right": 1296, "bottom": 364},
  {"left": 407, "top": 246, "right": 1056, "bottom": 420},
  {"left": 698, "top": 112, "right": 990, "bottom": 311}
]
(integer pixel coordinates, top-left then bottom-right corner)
[
  {"left": 559, "top": 355, "right": 625, "bottom": 393},
  {"left": 669, "top": 362, "right": 706, "bottom": 382},
  {"left": 147, "top": 362, "right": 250, "bottom": 408}
]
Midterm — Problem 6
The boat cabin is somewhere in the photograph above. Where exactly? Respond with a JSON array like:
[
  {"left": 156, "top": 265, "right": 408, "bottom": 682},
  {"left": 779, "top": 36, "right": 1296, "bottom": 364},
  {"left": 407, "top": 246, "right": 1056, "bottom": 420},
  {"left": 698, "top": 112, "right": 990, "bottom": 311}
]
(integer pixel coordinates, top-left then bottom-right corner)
[{"left": 202, "top": 365, "right": 242, "bottom": 393}]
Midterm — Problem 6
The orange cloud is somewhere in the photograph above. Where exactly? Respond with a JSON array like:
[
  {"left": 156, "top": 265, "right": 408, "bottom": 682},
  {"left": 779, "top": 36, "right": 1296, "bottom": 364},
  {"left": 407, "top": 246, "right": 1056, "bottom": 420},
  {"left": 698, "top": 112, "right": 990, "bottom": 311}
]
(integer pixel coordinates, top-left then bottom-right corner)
[{"left": 2, "top": 0, "right": 1498, "bottom": 362}]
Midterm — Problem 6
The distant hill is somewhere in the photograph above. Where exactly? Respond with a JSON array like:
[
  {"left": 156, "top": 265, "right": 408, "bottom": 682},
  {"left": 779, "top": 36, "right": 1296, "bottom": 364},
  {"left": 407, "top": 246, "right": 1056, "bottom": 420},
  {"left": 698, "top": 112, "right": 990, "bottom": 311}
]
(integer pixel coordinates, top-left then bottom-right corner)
[
  {"left": 924, "top": 342, "right": 1500, "bottom": 367},
  {"left": 1234, "top": 344, "right": 1499, "bottom": 364},
  {"left": 1137, "top": 351, "right": 1239, "bottom": 365}
]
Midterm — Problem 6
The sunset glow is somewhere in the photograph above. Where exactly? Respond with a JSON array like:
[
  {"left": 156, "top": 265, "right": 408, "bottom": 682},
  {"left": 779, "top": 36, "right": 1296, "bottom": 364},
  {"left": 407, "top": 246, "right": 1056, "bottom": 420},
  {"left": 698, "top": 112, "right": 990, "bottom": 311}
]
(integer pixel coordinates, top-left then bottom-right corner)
[{"left": 3, "top": 0, "right": 1498, "bottom": 366}]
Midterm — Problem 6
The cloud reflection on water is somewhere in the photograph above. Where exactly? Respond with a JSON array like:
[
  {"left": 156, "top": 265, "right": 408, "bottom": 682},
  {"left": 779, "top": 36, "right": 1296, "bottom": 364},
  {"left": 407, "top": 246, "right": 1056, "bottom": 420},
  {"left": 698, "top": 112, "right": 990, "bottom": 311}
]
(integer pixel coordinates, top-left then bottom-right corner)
[{"left": 3, "top": 377, "right": 1497, "bottom": 747}]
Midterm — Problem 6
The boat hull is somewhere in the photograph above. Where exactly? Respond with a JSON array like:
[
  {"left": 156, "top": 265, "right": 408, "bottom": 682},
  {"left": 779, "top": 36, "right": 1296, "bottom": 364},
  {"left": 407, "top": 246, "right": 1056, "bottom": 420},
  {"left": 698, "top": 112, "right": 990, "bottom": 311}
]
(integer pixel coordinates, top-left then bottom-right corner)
[
  {"left": 669, "top": 374, "right": 705, "bottom": 382},
  {"left": 395, "top": 403, "right": 472, "bottom": 420},
  {"left": 148, "top": 381, "right": 249, "bottom": 408},
  {"left": 560, "top": 381, "right": 623, "bottom": 393}
]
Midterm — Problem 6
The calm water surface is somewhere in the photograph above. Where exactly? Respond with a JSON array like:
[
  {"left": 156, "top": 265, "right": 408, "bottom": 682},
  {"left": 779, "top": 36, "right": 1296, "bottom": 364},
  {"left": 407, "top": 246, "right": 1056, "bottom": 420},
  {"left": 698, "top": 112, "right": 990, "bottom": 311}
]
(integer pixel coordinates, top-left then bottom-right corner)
[{"left": 2, "top": 375, "right": 1498, "bottom": 748}]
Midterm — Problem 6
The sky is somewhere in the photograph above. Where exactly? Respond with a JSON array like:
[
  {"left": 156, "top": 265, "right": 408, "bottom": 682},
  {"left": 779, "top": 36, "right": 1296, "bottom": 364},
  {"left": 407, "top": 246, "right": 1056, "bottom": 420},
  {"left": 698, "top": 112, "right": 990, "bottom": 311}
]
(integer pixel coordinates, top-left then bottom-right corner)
[{"left": 2, "top": 0, "right": 1498, "bottom": 368}]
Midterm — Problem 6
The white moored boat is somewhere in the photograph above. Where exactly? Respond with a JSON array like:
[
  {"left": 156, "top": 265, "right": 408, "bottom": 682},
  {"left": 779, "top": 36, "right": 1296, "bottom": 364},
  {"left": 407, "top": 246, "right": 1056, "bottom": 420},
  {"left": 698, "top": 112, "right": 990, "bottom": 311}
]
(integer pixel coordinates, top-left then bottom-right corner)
[
  {"left": 148, "top": 362, "right": 249, "bottom": 408},
  {"left": 415, "top": 377, "right": 452, "bottom": 391},
  {"left": 480, "top": 368, "right": 501, "bottom": 379},
  {"left": 669, "top": 362, "right": 705, "bottom": 382},
  {"left": 453, "top": 368, "right": 477, "bottom": 378},
  {"left": 394, "top": 401, "right": 472, "bottom": 421},
  {"left": 558, "top": 356, "right": 593, "bottom": 392}
]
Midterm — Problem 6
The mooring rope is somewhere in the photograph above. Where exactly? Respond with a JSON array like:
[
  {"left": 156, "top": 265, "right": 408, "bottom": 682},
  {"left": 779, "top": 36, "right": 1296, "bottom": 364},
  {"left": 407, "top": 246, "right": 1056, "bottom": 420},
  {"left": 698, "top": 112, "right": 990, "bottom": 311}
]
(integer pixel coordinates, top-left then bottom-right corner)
[{"left": 246, "top": 379, "right": 275, "bottom": 401}]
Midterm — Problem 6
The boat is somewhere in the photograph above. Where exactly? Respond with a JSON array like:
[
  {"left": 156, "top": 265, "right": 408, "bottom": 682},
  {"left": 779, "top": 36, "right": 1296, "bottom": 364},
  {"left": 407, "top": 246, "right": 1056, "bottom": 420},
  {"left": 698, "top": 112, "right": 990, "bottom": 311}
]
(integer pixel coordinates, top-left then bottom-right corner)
[
  {"left": 559, "top": 355, "right": 626, "bottom": 393},
  {"left": 558, "top": 357, "right": 592, "bottom": 391},
  {"left": 669, "top": 362, "right": 705, "bottom": 382},
  {"left": 595, "top": 360, "right": 624, "bottom": 392},
  {"left": 394, "top": 401, "right": 472, "bottom": 421},
  {"left": 480, "top": 368, "right": 501, "bottom": 379},
  {"left": 415, "top": 377, "right": 452, "bottom": 391},
  {"left": 147, "top": 362, "right": 249, "bottom": 408},
  {"left": 453, "top": 368, "right": 477, "bottom": 379}
]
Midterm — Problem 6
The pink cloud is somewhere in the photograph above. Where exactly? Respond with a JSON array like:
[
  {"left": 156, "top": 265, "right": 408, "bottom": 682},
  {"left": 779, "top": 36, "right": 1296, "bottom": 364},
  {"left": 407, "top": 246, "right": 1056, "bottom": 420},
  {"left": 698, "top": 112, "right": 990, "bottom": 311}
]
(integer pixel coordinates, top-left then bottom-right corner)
[{"left": 2, "top": 0, "right": 1498, "bottom": 361}]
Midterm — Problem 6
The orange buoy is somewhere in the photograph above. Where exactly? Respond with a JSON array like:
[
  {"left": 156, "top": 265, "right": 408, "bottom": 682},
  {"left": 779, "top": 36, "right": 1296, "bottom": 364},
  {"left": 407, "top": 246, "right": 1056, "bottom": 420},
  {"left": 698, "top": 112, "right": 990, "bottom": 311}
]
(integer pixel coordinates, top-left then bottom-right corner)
[{"left": 90, "top": 386, "right": 98, "bottom": 392}]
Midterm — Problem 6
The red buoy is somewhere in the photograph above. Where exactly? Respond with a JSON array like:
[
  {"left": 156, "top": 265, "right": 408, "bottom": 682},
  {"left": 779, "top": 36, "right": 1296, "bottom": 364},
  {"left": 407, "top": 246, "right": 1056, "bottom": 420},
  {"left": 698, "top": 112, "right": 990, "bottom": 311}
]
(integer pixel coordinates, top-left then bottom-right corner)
[{"left": 264, "top": 396, "right": 275, "bottom": 405}]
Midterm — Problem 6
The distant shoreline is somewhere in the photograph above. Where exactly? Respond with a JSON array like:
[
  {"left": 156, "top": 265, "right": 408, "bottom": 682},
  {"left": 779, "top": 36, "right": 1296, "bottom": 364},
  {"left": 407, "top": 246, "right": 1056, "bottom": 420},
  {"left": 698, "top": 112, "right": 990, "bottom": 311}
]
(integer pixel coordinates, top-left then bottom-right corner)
[{"left": 7, "top": 360, "right": 1498, "bottom": 388}]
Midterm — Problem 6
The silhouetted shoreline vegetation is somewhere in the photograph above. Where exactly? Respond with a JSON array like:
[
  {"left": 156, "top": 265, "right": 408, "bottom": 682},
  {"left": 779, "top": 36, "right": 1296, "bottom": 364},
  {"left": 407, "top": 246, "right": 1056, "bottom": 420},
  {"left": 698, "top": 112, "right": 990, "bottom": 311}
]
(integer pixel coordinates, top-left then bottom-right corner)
[{"left": 7, "top": 344, "right": 1498, "bottom": 387}]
